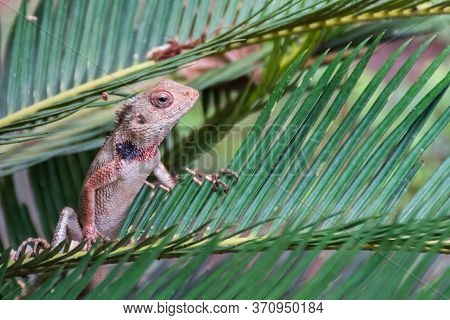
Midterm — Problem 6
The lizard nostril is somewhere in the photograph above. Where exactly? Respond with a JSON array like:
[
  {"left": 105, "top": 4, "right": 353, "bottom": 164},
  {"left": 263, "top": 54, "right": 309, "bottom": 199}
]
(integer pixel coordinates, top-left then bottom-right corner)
[{"left": 183, "top": 90, "right": 191, "bottom": 96}]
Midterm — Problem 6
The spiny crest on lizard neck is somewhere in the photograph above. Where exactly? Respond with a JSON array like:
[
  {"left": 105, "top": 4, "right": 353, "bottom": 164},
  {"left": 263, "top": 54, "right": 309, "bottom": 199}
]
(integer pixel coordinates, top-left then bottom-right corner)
[{"left": 114, "top": 80, "right": 199, "bottom": 144}]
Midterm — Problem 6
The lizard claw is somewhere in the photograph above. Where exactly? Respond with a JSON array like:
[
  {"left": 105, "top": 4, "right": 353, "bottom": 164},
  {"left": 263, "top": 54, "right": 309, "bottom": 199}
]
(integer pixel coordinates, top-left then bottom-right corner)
[
  {"left": 185, "top": 167, "right": 238, "bottom": 193},
  {"left": 14, "top": 237, "right": 50, "bottom": 260},
  {"left": 145, "top": 180, "right": 173, "bottom": 193},
  {"left": 83, "top": 227, "right": 110, "bottom": 250},
  {"left": 219, "top": 168, "right": 239, "bottom": 181}
]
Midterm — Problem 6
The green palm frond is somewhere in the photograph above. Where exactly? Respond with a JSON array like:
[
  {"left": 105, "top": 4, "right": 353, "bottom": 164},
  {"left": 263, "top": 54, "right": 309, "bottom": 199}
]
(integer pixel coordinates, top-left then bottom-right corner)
[
  {"left": 1, "top": 30, "right": 449, "bottom": 299},
  {"left": 0, "top": 0, "right": 449, "bottom": 175}
]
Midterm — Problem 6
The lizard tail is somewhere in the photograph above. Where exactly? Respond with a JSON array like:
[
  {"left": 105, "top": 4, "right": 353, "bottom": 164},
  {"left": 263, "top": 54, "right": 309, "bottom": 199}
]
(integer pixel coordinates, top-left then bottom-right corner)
[{"left": 88, "top": 265, "right": 108, "bottom": 292}]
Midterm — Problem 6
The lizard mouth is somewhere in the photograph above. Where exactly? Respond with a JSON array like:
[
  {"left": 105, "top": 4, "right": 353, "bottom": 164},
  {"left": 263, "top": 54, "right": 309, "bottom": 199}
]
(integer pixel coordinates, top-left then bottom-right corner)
[{"left": 189, "top": 89, "right": 200, "bottom": 103}]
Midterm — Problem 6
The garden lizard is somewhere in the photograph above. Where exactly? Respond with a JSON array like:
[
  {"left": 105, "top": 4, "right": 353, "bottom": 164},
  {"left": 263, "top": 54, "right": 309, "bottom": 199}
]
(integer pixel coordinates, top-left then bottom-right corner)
[{"left": 15, "top": 79, "right": 237, "bottom": 258}]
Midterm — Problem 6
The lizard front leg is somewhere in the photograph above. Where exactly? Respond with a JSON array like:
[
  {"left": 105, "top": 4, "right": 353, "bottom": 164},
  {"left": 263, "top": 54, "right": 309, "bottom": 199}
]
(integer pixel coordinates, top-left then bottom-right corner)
[
  {"left": 150, "top": 162, "right": 238, "bottom": 193},
  {"left": 149, "top": 161, "right": 180, "bottom": 192},
  {"left": 80, "top": 160, "right": 122, "bottom": 247}
]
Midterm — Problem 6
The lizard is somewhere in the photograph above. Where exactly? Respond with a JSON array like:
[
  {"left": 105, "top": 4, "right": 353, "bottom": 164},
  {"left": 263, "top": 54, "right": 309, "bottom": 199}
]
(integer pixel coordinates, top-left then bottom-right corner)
[{"left": 14, "top": 79, "right": 237, "bottom": 259}]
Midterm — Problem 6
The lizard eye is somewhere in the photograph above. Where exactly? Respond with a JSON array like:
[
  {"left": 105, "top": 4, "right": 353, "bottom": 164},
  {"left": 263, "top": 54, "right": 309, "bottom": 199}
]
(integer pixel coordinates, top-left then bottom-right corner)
[
  {"left": 136, "top": 114, "right": 146, "bottom": 124},
  {"left": 150, "top": 90, "right": 173, "bottom": 108}
]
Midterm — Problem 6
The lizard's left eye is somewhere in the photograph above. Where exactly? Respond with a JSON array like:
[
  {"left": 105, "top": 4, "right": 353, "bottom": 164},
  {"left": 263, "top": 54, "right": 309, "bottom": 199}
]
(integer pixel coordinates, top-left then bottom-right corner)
[{"left": 150, "top": 90, "right": 173, "bottom": 108}]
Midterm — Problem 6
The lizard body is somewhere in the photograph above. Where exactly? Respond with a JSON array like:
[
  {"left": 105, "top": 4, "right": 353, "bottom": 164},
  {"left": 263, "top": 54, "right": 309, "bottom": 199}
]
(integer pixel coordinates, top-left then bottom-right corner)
[
  {"left": 15, "top": 79, "right": 238, "bottom": 259},
  {"left": 12, "top": 79, "right": 239, "bottom": 298},
  {"left": 20, "top": 80, "right": 199, "bottom": 251}
]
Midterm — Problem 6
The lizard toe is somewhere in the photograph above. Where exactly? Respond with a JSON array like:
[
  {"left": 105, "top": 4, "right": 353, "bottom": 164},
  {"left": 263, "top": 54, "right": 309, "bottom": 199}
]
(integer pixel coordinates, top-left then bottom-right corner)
[
  {"left": 185, "top": 167, "right": 236, "bottom": 192},
  {"left": 83, "top": 228, "right": 110, "bottom": 250},
  {"left": 14, "top": 237, "right": 50, "bottom": 260}
]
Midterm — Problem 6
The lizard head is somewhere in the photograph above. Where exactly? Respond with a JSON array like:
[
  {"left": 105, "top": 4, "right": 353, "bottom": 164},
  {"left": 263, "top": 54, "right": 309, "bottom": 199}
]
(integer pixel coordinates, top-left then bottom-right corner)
[{"left": 115, "top": 79, "right": 199, "bottom": 144}]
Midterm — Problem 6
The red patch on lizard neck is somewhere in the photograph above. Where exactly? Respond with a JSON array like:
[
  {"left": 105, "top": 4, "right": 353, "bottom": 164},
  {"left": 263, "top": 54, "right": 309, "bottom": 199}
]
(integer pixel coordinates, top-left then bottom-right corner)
[{"left": 139, "top": 144, "right": 157, "bottom": 161}]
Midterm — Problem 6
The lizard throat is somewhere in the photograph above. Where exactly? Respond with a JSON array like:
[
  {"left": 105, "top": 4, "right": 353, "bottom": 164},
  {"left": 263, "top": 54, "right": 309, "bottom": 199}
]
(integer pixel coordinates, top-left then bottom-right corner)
[{"left": 115, "top": 140, "right": 157, "bottom": 161}]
